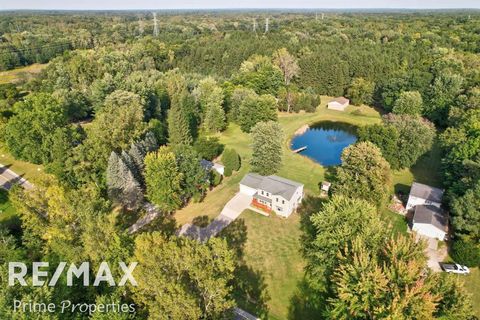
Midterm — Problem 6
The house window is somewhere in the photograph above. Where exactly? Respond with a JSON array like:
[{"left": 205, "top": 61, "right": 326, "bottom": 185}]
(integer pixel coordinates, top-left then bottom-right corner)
[
  {"left": 282, "top": 200, "right": 285, "bottom": 204},
  {"left": 276, "top": 198, "right": 278, "bottom": 202},
  {"left": 261, "top": 190, "right": 264, "bottom": 195},
  {"left": 277, "top": 207, "right": 282, "bottom": 211},
  {"left": 266, "top": 192, "right": 269, "bottom": 197}
]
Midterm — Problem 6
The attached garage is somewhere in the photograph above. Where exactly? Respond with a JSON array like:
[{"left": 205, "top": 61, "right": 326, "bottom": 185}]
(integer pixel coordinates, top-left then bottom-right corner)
[{"left": 239, "top": 184, "right": 257, "bottom": 196}]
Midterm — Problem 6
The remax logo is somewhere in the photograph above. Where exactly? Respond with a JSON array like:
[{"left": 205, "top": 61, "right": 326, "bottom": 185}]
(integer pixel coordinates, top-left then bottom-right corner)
[{"left": 8, "top": 262, "right": 138, "bottom": 287}]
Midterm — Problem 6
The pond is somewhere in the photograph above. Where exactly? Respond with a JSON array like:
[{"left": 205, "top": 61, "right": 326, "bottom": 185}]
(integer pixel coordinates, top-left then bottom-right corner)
[{"left": 290, "top": 121, "right": 358, "bottom": 166}]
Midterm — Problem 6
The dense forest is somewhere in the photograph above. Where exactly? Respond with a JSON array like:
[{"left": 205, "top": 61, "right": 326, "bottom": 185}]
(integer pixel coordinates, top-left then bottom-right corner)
[{"left": 0, "top": 10, "right": 479, "bottom": 319}]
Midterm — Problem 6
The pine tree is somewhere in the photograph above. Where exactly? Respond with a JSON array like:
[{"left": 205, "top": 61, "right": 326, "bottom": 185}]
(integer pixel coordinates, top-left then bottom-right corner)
[
  {"left": 168, "top": 102, "right": 193, "bottom": 145},
  {"left": 204, "top": 103, "right": 226, "bottom": 133},
  {"left": 106, "top": 152, "right": 143, "bottom": 210},
  {"left": 250, "top": 121, "right": 283, "bottom": 175}
]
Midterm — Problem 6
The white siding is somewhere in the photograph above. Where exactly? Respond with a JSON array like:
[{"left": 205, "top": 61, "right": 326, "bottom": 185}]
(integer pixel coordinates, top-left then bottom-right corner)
[
  {"left": 406, "top": 196, "right": 442, "bottom": 210},
  {"left": 413, "top": 223, "right": 446, "bottom": 240},
  {"left": 327, "top": 102, "right": 348, "bottom": 111}
]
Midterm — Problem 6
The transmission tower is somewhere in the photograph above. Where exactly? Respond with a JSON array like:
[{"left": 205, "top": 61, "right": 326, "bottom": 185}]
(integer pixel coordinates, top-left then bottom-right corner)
[
  {"left": 265, "top": 18, "right": 269, "bottom": 33},
  {"left": 153, "top": 12, "right": 159, "bottom": 37},
  {"left": 253, "top": 18, "right": 257, "bottom": 33}
]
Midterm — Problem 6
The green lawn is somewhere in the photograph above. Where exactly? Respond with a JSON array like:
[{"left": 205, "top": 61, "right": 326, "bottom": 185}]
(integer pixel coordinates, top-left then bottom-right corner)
[
  {"left": 0, "top": 145, "right": 44, "bottom": 182},
  {"left": 0, "top": 63, "right": 47, "bottom": 84},
  {"left": 238, "top": 210, "right": 304, "bottom": 320},
  {"left": 463, "top": 268, "right": 480, "bottom": 318}
]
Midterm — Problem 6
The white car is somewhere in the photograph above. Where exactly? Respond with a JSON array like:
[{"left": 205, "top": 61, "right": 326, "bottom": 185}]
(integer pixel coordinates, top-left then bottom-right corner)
[{"left": 441, "top": 263, "right": 470, "bottom": 275}]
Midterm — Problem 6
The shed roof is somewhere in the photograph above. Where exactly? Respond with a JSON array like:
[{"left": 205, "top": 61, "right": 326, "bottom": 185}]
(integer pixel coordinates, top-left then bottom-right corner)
[
  {"left": 409, "top": 182, "right": 444, "bottom": 203},
  {"left": 329, "top": 97, "right": 349, "bottom": 105},
  {"left": 413, "top": 205, "right": 448, "bottom": 232},
  {"left": 240, "top": 173, "right": 303, "bottom": 201}
]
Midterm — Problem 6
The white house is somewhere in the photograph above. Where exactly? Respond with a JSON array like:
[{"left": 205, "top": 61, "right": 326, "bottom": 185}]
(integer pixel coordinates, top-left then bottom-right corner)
[
  {"left": 406, "top": 182, "right": 444, "bottom": 210},
  {"left": 412, "top": 205, "right": 448, "bottom": 240},
  {"left": 327, "top": 97, "right": 350, "bottom": 111},
  {"left": 239, "top": 173, "right": 304, "bottom": 218}
]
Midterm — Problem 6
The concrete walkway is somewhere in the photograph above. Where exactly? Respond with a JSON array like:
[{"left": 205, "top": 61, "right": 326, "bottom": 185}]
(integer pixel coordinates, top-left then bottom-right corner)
[
  {"left": 0, "top": 164, "right": 33, "bottom": 190},
  {"left": 178, "top": 192, "right": 252, "bottom": 241}
]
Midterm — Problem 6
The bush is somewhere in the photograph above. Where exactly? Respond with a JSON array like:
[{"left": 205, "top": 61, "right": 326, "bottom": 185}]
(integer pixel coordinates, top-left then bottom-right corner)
[
  {"left": 221, "top": 148, "right": 241, "bottom": 177},
  {"left": 451, "top": 239, "right": 480, "bottom": 267},
  {"left": 194, "top": 137, "right": 224, "bottom": 161},
  {"left": 211, "top": 170, "right": 222, "bottom": 186}
]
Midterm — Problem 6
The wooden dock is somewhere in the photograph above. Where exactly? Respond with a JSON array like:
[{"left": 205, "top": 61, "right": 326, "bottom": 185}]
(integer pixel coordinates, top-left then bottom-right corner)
[{"left": 292, "top": 146, "right": 307, "bottom": 153}]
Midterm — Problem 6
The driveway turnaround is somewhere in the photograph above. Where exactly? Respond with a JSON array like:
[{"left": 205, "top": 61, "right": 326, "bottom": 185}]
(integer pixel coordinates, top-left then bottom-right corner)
[
  {"left": 0, "top": 164, "right": 33, "bottom": 190},
  {"left": 178, "top": 192, "right": 252, "bottom": 241}
]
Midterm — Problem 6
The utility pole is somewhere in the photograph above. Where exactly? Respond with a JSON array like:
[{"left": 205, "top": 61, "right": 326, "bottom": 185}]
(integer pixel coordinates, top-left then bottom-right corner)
[
  {"left": 265, "top": 17, "right": 269, "bottom": 33},
  {"left": 153, "top": 12, "right": 159, "bottom": 37}
]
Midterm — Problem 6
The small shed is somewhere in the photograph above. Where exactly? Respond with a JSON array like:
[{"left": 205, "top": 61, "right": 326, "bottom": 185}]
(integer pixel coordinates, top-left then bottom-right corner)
[
  {"left": 327, "top": 97, "right": 350, "bottom": 111},
  {"left": 200, "top": 160, "right": 225, "bottom": 176},
  {"left": 321, "top": 181, "right": 331, "bottom": 194}
]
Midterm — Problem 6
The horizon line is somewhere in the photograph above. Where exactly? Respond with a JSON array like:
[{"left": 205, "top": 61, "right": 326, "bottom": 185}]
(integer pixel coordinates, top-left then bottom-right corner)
[{"left": 1, "top": 8, "right": 480, "bottom": 11}]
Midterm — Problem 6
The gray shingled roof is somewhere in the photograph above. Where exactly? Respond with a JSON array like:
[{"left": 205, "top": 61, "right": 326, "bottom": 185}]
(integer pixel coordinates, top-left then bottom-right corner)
[
  {"left": 413, "top": 205, "right": 448, "bottom": 232},
  {"left": 240, "top": 173, "right": 303, "bottom": 201},
  {"left": 409, "top": 182, "right": 444, "bottom": 203}
]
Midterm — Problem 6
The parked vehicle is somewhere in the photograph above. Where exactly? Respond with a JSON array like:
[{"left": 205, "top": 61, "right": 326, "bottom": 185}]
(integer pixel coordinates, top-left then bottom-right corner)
[{"left": 441, "top": 263, "right": 470, "bottom": 275}]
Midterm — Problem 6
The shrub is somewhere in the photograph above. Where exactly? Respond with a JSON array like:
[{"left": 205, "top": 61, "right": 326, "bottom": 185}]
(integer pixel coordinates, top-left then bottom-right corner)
[
  {"left": 194, "top": 137, "right": 224, "bottom": 161},
  {"left": 451, "top": 239, "right": 480, "bottom": 267},
  {"left": 221, "top": 148, "right": 241, "bottom": 177},
  {"left": 211, "top": 170, "right": 223, "bottom": 186}
]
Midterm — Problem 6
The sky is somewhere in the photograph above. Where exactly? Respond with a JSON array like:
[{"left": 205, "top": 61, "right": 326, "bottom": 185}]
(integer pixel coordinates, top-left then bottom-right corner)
[{"left": 1, "top": 0, "right": 479, "bottom": 10}]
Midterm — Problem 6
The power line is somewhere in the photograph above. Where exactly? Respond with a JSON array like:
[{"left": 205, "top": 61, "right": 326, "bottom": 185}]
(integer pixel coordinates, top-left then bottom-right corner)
[{"left": 0, "top": 42, "right": 73, "bottom": 56}]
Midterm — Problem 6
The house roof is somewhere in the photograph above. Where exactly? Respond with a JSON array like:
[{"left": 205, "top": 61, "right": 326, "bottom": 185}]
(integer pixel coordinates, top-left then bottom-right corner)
[
  {"left": 213, "top": 163, "right": 225, "bottom": 170},
  {"left": 413, "top": 205, "right": 448, "bottom": 232},
  {"left": 240, "top": 173, "right": 303, "bottom": 201},
  {"left": 409, "top": 182, "right": 444, "bottom": 203},
  {"left": 200, "top": 159, "right": 213, "bottom": 171},
  {"left": 329, "top": 97, "right": 349, "bottom": 105}
]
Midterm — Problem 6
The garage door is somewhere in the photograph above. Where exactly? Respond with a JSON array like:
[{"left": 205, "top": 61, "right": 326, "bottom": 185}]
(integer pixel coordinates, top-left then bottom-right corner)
[{"left": 239, "top": 184, "right": 257, "bottom": 196}]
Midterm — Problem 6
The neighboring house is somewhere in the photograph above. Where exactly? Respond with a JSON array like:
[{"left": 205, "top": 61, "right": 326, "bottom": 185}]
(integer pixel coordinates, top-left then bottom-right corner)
[
  {"left": 239, "top": 173, "right": 304, "bottom": 218},
  {"left": 412, "top": 205, "right": 448, "bottom": 240},
  {"left": 200, "top": 159, "right": 225, "bottom": 176},
  {"left": 406, "top": 182, "right": 444, "bottom": 210},
  {"left": 327, "top": 97, "right": 350, "bottom": 111}
]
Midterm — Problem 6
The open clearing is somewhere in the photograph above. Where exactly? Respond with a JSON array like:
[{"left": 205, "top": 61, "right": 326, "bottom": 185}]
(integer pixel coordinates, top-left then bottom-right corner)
[{"left": 0, "top": 63, "right": 47, "bottom": 84}]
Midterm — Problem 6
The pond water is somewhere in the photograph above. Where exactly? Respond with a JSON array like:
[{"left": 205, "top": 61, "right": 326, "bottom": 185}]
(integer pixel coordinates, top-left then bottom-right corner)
[{"left": 290, "top": 121, "right": 358, "bottom": 166}]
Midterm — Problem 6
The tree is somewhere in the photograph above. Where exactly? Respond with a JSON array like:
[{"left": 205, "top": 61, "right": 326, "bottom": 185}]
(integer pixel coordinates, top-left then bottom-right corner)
[
  {"left": 203, "top": 103, "right": 226, "bottom": 133},
  {"left": 334, "top": 142, "right": 392, "bottom": 206},
  {"left": 193, "top": 77, "right": 226, "bottom": 132},
  {"left": 357, "top": 124, "right": 401, "bottom": 169},
  {"left": 234, "top": 54, "right": 283, "bottom": 95},
  {"left": 172, "top": 144, "right": 209, "bottom": 201},
  {"left": 426, "top": 71, "right": 464, "bottom": 126},
  {"left": 132, "top": 232, "right": 236, "bottom": 319},
  {"left": 144, "top": 147, "right": 183, "bottom": 212},
  {"left": 384, "top": 113, "right": 436, "bottom": 169},
  {"left": 304, "top": 196, "right": 386, "bottom": 291},
  {"left": 450, "top": 181, "right": 480, "bottom": 241},
  {"left": 221, "top": 148, "right": 241, "bottom": 177},
  {"left": 167, "top": 97, "right": 193, "bottom": 145},
  {"left": 273, "top": 48, "right": 300, "bottom": 113},
  {"left": 250, "top": 121, "right": 283, "bottom": 176},
  {"left": 3, "top": 93, "right": 67, "bottom": 164},
  {"left": 346, "top": 77, "right": 374, "bottom": 106},
  {"left": 106, "top": 152, "right": 143, "bottom": 210},
  {"left": 237, "top": 93, "right": 277, "bottom": 133},
  {"left": 392, "top": 90, "right": 424, "bottom": 116},
  {"left": 450, "top": 239, "right": 480, "bottom": 267},
  {"left": 193, "top": 137, "right": 224, "bottom": 161},
  {"left": 327, "top": 236, "right": 456, "bottom": 319}
]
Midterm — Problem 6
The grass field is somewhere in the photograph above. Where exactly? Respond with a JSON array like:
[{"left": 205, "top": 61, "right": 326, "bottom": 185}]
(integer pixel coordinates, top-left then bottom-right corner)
[
  {"left": 463, "top": 268, "right": 480, "bottom": 318},
  {"left": 0, "top": 145, "right": 44, "bottom": 181},
  {"left": 0, "top": 63, "right": 47, "bottom": 84},
  {"left": 238, "top": 210, "right": 304, "bottom": 320}
]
